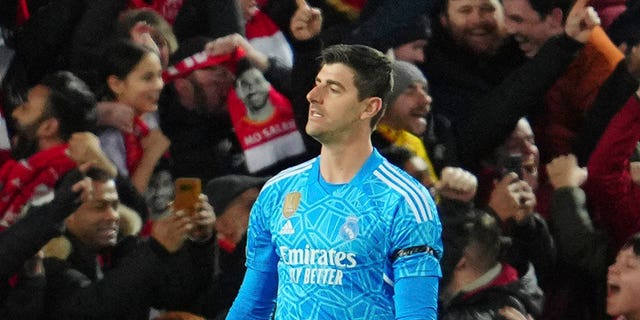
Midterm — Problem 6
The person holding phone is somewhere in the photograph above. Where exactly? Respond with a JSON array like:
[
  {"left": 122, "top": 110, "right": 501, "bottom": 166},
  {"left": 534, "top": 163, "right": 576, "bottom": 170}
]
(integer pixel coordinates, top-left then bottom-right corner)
[
  {"left": 481, "top": 118, "right": 556, "bottom": 307},
  {"left": 41, "top": 168, "right": 216, "bottom": 319}
]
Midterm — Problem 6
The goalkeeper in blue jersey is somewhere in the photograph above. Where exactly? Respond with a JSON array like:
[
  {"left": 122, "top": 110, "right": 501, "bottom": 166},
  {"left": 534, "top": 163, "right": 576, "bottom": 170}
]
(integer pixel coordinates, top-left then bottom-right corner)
[{"left": 226, "top": 1, "right": 442, "bottom": 319}]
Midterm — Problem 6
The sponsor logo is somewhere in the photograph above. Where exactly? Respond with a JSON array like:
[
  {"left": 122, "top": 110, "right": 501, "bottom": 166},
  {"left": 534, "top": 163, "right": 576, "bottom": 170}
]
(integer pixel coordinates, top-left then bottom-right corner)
[
  {"left": 288, "top": 267, "right": 344, "bottom": 285},
  {"left": 279, "top": 220, "right": 295, "bottom": 235},
  {"left": 281, "top": 245, "right": 358, "bottom": 286},
  {"left": 279, "top": 245, "right": 357, "bottom": 268}
]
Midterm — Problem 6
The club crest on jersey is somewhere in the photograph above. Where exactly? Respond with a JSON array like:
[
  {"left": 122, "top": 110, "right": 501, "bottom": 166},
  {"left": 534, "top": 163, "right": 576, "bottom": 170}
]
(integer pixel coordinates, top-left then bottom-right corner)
[
  {"left": 283, "top": 192, "right": 301, "bottom": 218},
  {"left": 339, "top": 216, "right": 359, "bottom": 241}
]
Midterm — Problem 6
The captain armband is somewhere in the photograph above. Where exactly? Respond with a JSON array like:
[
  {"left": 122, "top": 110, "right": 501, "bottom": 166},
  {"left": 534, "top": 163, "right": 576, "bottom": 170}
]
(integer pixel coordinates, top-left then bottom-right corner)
[{"left": 391, "top": 245, "right": 440, "bottom": 262}]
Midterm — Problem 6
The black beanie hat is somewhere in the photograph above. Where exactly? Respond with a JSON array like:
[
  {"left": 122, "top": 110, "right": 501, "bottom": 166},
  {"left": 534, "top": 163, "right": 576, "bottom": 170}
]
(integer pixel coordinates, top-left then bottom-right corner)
[{"left": 204, "top": 175, "right": 269, "bottom": 216}]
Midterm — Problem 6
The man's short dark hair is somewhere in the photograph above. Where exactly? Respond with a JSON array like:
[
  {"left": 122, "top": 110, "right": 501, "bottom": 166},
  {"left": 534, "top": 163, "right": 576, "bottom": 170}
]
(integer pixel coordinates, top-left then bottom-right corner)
[
  {"left": 519, "top": 0, "right": 574, "bottom": 20},
  {"left": 40, "top": 71, "right": 97, "bottom": 141},
  {"left": 440, "top": 210, "right": 509, "bottom": 286},
  {"left": 320, "top": 44, "right": 393, "bottom": 128}
]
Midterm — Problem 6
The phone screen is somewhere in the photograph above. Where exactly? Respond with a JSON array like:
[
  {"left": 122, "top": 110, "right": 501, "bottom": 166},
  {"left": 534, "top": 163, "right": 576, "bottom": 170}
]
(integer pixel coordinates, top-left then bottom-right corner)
[
  {"left": 174, "top": 178, "right": 201, "bottom": 214},
  {"left": 501, "top": 155, "right": 523, "bottom": 179}
]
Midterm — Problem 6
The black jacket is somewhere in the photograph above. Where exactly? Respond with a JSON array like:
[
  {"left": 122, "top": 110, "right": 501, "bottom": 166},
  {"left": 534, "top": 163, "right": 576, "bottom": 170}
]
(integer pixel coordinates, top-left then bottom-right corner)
[
  {"left": 43, "top": 232, "right": 214, "bottom": 319},
  {"left": 0, "top": 171, "right": 83, "bottom": 319}
]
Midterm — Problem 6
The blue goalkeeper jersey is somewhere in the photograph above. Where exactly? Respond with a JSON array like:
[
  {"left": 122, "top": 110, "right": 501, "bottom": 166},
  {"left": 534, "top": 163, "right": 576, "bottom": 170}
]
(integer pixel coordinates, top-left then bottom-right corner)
[{"left": 245, "top": 149, "right": 442, "bottom": 319}]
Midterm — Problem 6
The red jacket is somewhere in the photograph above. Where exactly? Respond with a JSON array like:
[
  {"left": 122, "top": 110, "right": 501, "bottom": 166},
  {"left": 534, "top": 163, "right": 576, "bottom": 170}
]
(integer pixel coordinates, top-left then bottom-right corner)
[
  {"left": 535, "top": 27, "right": 623, "bottom": 167},
  {"left": 585, "top": 95, "right": 640, "bottom": 251},
  {"left": 533, "top": 27, "right": 623, "bottom": 219}
]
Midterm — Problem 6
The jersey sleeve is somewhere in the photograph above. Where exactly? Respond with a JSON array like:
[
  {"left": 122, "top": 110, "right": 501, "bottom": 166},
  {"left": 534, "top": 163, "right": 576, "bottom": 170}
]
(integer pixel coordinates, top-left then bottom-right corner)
[
  {"left": 244, "top": 186, "right": 280, "bottom": 273},
  {"left": 389, "top": 188, "right": 442, "bottom": 280},
  {"left": 225, "top": 267, "right": 278, "bottom": 319}
]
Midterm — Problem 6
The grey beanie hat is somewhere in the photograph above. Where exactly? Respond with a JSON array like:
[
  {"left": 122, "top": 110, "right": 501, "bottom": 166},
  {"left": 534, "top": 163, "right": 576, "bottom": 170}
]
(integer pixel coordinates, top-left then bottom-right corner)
[{"left": 387, "top": 60, "right": 428, "bottom": 107}]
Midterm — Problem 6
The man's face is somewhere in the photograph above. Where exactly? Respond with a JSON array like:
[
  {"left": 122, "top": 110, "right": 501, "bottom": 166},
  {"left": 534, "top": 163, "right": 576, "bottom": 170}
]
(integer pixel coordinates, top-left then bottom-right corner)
[
  {"left": 607, "top": 247, "right": 640, "bottom": 318},
  {"left": 235, "top": 68, "right": 271, "bottom": 113},
  {"left": 394, "top": 39, "right": 428, "bottom": 64},
  {"left": 114, "top": 53, "right": 164, "bottom": 115},
  {"left": 442, "top": 0, "right": 507, "bottom": 55},
  {"left": 305, "top": 63, "right": 371, "bottom": 144},
  {"left": 11, "top": 85, "right": 50, "bottom": 140},
  {"left": 66, "top": 179, "right": 120, "bottom": 250},
  {"left": 503, "top": 118, "right": 539, "bottom": 188},
  {"left": 387, "top": 82, "right": 432, "bottom": 136},
  {"left": 215, "top": 187, "right": 259, "bottom": 245},
  {"left": 189, "top": 66, "right": 234, "bottom": 115},
  {"left": 503, "top": 0, "right": 563, "bottom": 57}
]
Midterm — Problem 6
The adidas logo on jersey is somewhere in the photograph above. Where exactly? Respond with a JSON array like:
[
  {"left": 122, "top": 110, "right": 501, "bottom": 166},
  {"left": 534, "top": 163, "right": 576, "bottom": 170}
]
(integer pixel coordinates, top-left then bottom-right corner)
[{"left": 279, "top": 220, "right": 295, "bottom": 235}]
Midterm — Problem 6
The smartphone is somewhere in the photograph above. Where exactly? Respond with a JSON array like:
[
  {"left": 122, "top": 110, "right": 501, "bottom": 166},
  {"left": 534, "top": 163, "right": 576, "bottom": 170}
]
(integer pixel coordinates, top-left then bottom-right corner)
[
  {"left": 173, "top": 178, "right": 201, "bottom": 214},
  {"left": 501, "top": 155, "right": 523, "bottom": 179}
]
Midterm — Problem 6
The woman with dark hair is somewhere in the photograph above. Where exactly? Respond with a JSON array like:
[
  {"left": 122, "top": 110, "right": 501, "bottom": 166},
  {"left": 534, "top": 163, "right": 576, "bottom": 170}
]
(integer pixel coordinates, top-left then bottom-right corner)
[{"left": 97, "top": 40, "right": 170, "bottom": 194}]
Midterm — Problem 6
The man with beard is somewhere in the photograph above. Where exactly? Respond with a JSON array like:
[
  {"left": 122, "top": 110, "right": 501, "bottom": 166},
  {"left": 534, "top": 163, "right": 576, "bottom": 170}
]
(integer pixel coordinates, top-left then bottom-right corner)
[
  {"left": 235, "top": 63, "right": 274, "bottom": 123},
  {"left": 420, "top": 0, "right": 603, "bottom": 176},
  {"left": 373, "top": 60, "right": 439, "bottom": 189},
  {"left": 0, "top": 71, "right": 112, "bottom": 228},
  {"left": 421, "top": 0, "right": 526, "bottom": 127}
]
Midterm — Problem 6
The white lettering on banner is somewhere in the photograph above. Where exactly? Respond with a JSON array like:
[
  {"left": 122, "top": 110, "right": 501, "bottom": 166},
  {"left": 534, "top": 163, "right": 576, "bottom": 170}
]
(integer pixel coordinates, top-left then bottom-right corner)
[
  {"left": 243, "top": 119, "right": 298, "bottom": 147},
  {"left": 244, "top": 132, "right": 263, "bottom": 145},
  {"left": 261, "top": 120, "right": 296, "bottom": 138}
]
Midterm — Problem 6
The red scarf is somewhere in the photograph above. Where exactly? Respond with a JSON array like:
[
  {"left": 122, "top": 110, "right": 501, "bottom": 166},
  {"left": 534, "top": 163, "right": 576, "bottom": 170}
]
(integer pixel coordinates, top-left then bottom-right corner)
[
  {"left": 163, "top": 47, "right": 245, "bottom": 83},
  {"left": 227, "top": 87, "right": 305, "bottom": 173},
  {"left": 122, "top": 117, "right": 150, "bottom": 176},
  {"left": 0, "top": 144, "right": 75, "bottom": 228}
]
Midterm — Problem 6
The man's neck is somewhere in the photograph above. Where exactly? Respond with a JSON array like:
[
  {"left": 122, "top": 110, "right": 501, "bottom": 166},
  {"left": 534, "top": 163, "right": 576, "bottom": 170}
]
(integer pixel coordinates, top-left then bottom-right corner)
[{"left": 319, "top": 138, "right": 373, "bottom": 184}]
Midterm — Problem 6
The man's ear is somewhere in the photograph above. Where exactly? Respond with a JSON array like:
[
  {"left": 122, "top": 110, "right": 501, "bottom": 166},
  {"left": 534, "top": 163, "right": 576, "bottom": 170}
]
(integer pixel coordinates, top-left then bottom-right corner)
[
  {"left": 37, "top": 118, "right": 59, "bottom": 138},
  {"left": 360, "top": 97, "right": 383, "bottom": 121},
  {"left": 173, "top": 78, "right": 191, "bottom": 97},
  {"left": 174, "top": 78, "right": 200, "bottom": 110},
  {"left": 440, "top": 13, "right": 449, "bottom": 28},
  {"left": 455, "top": 255, "right": 467, "bottom": 270},
  {"left": 549, "top": 8, "right": 564, "bottom": 30}
]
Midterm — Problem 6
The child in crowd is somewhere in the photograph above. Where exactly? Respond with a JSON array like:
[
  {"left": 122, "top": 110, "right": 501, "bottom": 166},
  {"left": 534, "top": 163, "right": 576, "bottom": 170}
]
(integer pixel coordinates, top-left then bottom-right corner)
[
  {"left": 97, "top": 40, "right": 170, "bottom": 194},
  {"left": 607, "top": 233, "right": 640, "bottom": 320}
]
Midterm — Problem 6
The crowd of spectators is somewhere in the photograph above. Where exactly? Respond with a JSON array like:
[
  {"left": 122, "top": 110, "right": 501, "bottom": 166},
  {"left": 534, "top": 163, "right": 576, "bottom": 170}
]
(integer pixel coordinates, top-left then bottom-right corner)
[{"left": 0, "top": 0, "right": 639, "bottom": 319}]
